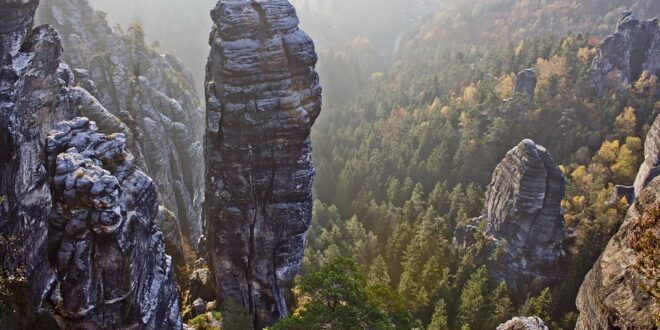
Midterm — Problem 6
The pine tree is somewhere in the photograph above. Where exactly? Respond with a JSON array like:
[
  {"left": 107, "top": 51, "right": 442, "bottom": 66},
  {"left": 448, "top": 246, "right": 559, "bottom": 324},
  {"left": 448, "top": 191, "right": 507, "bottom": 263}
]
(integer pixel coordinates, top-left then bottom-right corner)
[
  {"left": 519, "top": 288, "right": 555, "bottom": 323},
  {"left": 428, "top": 299, "right": 449, "bottom": 330},
  {"left": 458, "top": 267, "right": 489, "bottom": 330},
  {"left": 487, "top": 282, "right": 514, "bottom": 328},
  {"left": 368, "top": 255, "right": 391, "bottom": 286}
]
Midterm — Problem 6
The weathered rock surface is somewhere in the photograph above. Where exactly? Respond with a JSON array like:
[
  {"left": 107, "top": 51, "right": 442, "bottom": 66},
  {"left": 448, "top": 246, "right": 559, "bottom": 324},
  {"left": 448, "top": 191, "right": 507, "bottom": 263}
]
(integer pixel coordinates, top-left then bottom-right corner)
[
  {"left": 634, "top": 114, "right": 660, "bottom": 199},
  {"left": 484, "top": 139, "right": 566, "bottom": 294},
  {"left": 0, "top": 4, "right": 182, "bottom": 328},
  {"left": 576, "top": 115, "right": 660, "bottom": 330},
  {"left": 592, "top": 11, "right": 660, "bottom": 94},
  {"left": 497, "top": 316, "right": 549, "bottom": 330},
  {"left": 0, "top": 0, "right": 39, "bottom": 57},
  {"left": 188, "top": 268, "right": 216, "bottom": 303},
  {"left": 0, "top": 9, "right": 72, "bottom": 325},
  {"left": 37, "top": 0, "right": 205, "bottom": 249},
  {"left": 204, "top": 0, "right": 322, "bottom": 327},
  {"left": 45, "top": 118, "right": 182, "bottom": 329},
  {"left": 512, "top": 68, "right": 537, "bottom": 96}
]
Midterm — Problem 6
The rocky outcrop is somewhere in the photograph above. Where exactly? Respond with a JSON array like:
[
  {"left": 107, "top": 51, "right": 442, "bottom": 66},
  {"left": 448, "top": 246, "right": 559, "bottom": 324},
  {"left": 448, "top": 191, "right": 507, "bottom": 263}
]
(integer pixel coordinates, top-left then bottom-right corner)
[
  {"left": 634, "top": 114, "right": 660, "bottom": 199},
  {"left": 45, "top": 118, "right": 182, "bottom": 328},
  {"left": 497, "top": 316, "right": 549, "bottom": 330},
  {"left": 576, "top": 177, "right": 660, "bottom": 329},
  {"left": 0, "top": 7, "right": 72, "bottom": 316},
  {"left": 0, "top": 0, "right": 39, "bottom": 57},
  {"left": 0, "top": 4, "right": 182, "bottom": 328},
  {"left": 512, "top": 68, "right": 537, "bottom": 96},
  {"left": 592, "top": 11, "right": 660, "bottom": 94},
  {"left": 204, "top": 0, "right": 322, "bottom": 328},
  {"left": 484, "top": 139, "right": 566, "bottom": 294},
  {"left": 576, "top": 115, "right": 660, "bottom": 329},
  {"left": 37, "top": 0, "right": 205, "bottom": 249}
]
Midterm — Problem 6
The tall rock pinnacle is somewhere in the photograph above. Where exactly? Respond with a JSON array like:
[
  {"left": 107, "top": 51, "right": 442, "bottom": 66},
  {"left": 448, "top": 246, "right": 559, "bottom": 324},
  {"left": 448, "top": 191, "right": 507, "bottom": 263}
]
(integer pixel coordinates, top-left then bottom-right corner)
[
  {"left": 203, "top": 0, "right": 322, "bottom": 328},
  {"left": 484, "top": 139, "right": 566, "bottom": 293}
]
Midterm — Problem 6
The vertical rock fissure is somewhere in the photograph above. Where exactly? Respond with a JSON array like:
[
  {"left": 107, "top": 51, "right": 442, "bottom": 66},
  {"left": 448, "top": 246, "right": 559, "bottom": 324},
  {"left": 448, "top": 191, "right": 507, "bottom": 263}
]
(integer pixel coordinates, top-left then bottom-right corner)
[
  {"left": 246, "top": 141, "right": 258, "bottom": 323},
  {"left": 524, "top": 167, "right": 549, "bottom": 252}
]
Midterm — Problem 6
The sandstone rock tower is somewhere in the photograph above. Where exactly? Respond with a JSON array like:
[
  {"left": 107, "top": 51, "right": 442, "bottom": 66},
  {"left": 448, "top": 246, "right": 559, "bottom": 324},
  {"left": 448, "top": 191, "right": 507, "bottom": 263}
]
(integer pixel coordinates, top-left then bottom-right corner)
[
  {"left": 485, "top": 139, "right": 566, "bottom": 293},
  {"left": 203, "top": 0, "right": 322, "bottom": 328}
]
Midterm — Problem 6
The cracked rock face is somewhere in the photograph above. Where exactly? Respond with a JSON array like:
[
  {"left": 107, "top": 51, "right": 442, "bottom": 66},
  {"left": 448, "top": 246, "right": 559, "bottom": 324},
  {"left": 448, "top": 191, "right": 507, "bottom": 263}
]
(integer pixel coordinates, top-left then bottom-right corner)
[
  {"left": 485, "top": 139, "right": 566, "bottom": 294},
  {"left": 204, "top": 0, "right": 322, "bottom": 327},
  {"left": 0, "top": 4, "right": 182, "bottom": 328},
  {"left": 592, "top": 11, "right": 660, "bottom": 94},
  {"left": 634, "top": 114, "right": 660, "bottom": 199},
  {"left": 576, "top": 115, "right": 660, "bottom": 330},
  {"left": 497, "top": 316, "right": 549, "bottom": 330},
  {"left": 37, "top": 0, "right": 205, "bottom": 250}
]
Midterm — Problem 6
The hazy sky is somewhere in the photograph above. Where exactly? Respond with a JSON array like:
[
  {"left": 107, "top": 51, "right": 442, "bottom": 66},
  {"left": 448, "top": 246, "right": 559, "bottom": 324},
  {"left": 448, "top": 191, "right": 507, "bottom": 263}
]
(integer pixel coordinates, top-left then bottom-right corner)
[{"left": 86, "top": 0, "right": 442, "bottom": 109}]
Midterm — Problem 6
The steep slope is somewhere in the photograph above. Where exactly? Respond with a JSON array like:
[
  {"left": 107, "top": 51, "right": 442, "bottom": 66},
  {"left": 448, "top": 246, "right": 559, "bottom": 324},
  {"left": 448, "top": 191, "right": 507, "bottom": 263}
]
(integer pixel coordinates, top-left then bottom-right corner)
[
  {"left": 576, "top": 114, "right": 660, "bottom": 329},
  {"left": 37, "top": 0, "right": 205, "bottom": 250},
  {"left": 0, "top": 0, "right": 39, "bottom": 56},
  {"left": 0, "top": 1, "right": 181, "bottom": 328},
  {"left": 204, "top": 0, "right": 322, "bottom": 328}
]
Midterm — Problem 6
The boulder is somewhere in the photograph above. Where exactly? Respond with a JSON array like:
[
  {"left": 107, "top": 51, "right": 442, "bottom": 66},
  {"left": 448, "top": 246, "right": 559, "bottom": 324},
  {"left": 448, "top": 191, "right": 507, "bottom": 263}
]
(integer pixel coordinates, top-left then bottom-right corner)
[
  {"left": 512, "top": 68, "right": 537, "bottom": 96},
  {"left": 497, "top": 316, "right": 549, "bottom": 330}
]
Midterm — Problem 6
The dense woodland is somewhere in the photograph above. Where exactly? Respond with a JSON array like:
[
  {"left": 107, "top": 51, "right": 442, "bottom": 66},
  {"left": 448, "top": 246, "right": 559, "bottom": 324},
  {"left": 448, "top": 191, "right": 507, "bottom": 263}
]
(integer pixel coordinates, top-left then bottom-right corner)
[
  {"left": 82, "top": 1, "right": 660, "bottom": 329},
  {"left": 268, "top": 2, "right": 660, "bottom": 330}
]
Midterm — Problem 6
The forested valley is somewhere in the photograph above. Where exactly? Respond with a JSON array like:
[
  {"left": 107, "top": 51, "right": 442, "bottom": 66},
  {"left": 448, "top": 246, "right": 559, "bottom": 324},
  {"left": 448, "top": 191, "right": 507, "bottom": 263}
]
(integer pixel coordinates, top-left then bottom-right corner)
[{"left": 0, "top": 0, "right": 658, "bottom": 329}]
